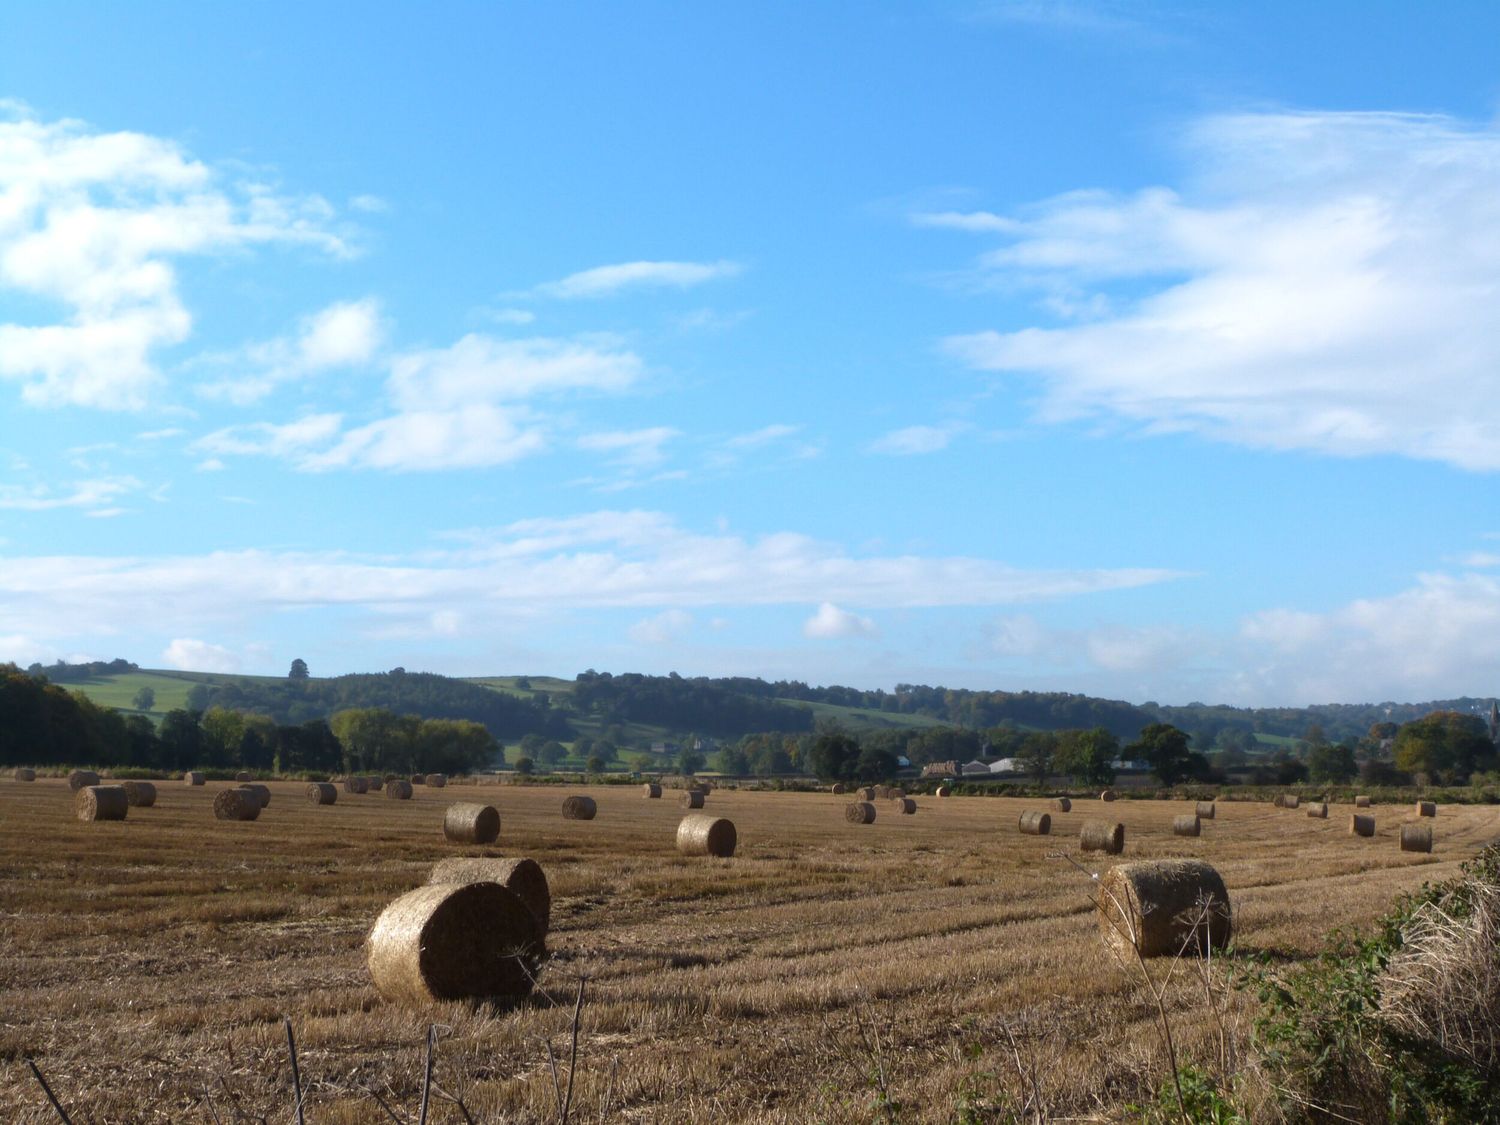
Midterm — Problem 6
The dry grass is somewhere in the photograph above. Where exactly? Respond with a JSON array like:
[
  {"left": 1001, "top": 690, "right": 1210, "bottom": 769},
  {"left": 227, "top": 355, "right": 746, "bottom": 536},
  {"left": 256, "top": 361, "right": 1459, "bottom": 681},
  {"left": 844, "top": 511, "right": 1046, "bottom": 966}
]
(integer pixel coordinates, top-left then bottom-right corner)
[{"left": 1, "top": 780, "right": 1495, "bottom": 1122}]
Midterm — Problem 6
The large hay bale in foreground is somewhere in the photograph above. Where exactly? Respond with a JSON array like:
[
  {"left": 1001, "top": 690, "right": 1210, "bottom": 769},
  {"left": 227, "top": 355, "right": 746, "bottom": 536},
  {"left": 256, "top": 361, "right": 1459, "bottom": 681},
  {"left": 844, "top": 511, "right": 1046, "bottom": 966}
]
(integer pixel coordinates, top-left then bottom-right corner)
[
  {"left": 75, "top": 785, "right": 128, "bottom": 822},
  {"left": 426, "top": 773, "right": 448, "bottom": 788},
  {"left": 121, "top": 780, "right": 157, "bottom": 808},
  {"left": 1401, "top": 823, "right": 1434, "bottom": 853},
  {"left": 1099, "top": 789, "right": 1116, "bottom": 802},
  {"left": 845, "top": 801, "right": 876, "bottom": 824},
  {"left": 642, "top": 783, "right": 662, "bottom": 799},
  {"left": 891, "top": 797, "right": 916, "bottom": 815},
  {"left": 1097, "top": 859, "right": 1231, "bottom": 958},
  {"left": 366, "top": 882, "right": 544, "bottom": 1006},
  {"left": 680, "top": 791, "right": 705, "bottom": 810},
  {"left": 1052, "top": 797, "right": 1072, "bottom": 813},
  {"left": 213, "top": 788, "right": 260, "bottom": 821},
  {"left": 677, "top": 814, "right": 737, "bottom": 857},
  {"left": 14, "top": 768, "right": 35, "bottom": 782},
  {"left": 238, "top": 782, "right": 271, "bottom": 808},
  {"left": 1416, "top": 800, "right": 1437, "bottom": 818},
  {"left": 184, "top": 771, "right": 205, "bottom": 786},
  {"left": 1172, "top": 814, "right": 1201, "bottom": 837},
  {"left": 1019, "top": 810, "right": 1051, "bottom": 836},
  {"left": 343, "top": 776, "right": 369, "bottom": 795},
  {"left": 1354, "top": 795, "right": 1372, "bottom": 808},
  {"left": 858, "top": 786, "right": 876, "bottom": 801},
  {"left": 1195, "top": 801, "right": 1215, "bottom": 819},
  {"left": 234, "top": 771, "right": 254, "bottom": 783},
  {"left": 386, "top": 779, "right": 414, "bottom": 800},
  {"left": 443, "top": 803, "right": 500, "bottom": 845},
  {"left": 1350, "top": 813, "right": 1376, "bottom": 837},
  {"left": 1306, "top": 802, "right": 1328, "bottom": 819},
  {"left": 68, "top": 769, "right": 101, "bottom": 792},
  {"left": 428, "top": 857, "right": 551, "bottom": 933},
  {"left": 561, "top": 795, "right": 597, "bottom": 821},
  {"left": 307, "top": 782, "right": 337, "bottom": 805},
  {"left": 1080, "top": 820, "right": 1124, "bottom": 854}
]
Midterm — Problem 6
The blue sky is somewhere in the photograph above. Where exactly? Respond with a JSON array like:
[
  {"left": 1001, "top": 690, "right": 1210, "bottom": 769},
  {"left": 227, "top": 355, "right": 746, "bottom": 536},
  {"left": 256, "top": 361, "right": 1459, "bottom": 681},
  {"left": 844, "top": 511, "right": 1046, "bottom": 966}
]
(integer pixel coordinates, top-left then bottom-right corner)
[{"left": 3, "top": 1, "right": 1500, "bottom": 705}]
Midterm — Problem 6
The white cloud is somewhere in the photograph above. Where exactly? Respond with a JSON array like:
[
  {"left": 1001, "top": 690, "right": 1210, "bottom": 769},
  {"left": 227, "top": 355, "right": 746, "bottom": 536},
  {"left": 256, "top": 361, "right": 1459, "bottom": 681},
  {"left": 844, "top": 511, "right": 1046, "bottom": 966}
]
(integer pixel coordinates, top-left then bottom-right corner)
[
  {"left": 388, "top": 333, "right": 641, "bottom": 409},
  {"left": 161, "top": 637, "right": 240, "bottom": 673},
  {"left": 939, "top": 111, "right": 1500, "bottom": 471},
  {"left": 532, "top": 259, "right": 741, "bottom": 299},
  {"left": 0, "top": 110, "right": 349, "bottom": 409},
  {"left": 577, "top": 426, "right": 678, "bottom": 468},
  {"left": 803, "top": 602, "right": 879, "bottom": 640},
  {"left": 911, "top": 210, "right": 1017, "bottom": 233},
  {"left": 303, "top": 406, "right": 548, "bottom": 471},
  {"left": 349, "top": 194, "right": 388, "bottom": 213},
  {"left": 196, "top": 297, "right": 384, "bottom": 403},
  {"left": 628, "top": 608, "right": 694, "bottom": 645},
  {"left": 486, "top": 307, "right": 536, "bottom": 325},
  {"left": 0, "top": 475, "right": 141, "bottom": 511},
  {"left": 869, "top": 424, "right": 961, "bottom": 455},
  {"left": 726, "top": 423, "right": 800, "bottom": 449}
]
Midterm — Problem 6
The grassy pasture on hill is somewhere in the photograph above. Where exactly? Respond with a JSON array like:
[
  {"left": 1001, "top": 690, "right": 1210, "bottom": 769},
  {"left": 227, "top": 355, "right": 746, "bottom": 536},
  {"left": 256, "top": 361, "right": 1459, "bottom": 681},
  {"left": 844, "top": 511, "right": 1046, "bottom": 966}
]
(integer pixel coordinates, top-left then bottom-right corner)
[{"left": 2, "top": 780, "right": 1495, "bottom": 1121}]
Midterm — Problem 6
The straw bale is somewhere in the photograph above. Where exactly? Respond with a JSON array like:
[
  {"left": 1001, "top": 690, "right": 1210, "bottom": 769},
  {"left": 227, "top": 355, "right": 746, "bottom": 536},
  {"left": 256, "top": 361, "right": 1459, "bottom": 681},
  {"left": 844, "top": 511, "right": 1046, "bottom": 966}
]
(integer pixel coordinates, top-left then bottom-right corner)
[
  {"left": 238, "top": 782, "right": 271, "bottom": 808},
  {"left": 411, "top": 774, "right": 425, "bottom": 784},
  {"left": 845, "top": 801, "right": 876, "bottom": 824},
  {"left": 936, "top": 785, "right": 951, "bottom": 798},
  {"left": 1306, "top": 802, "right": 1328, "bottom": 819},
  {"left": 75, "top": 785, "right": 128, "bottom": 822},
  {"left": 1051, "top": 797, "right": 1072, "bottom": 812},
  {"left": 14, "top": 767, "right": 35, "bottom": 781},
  {"left": 67, "top": 769, "right": 101, "bottom": 791},
  {"left": 214, "top": 788, "right": 260, "bottom": 821},
  {"left": 858, "top": 786, "right": 876, "bottom": 800},
  {"left": 428, "top": 857, "right": 551, "bottom": 932},
  {"left": 184, "top": 771, "right": 205, "bottom": 786},
  {"left": 561, "top": 795, "right": 597, "bottom": 820},
  {"left": 442, "top": 802, "right": 501, "bottom": 845},
  {"left": 426, "top": 773, "right": 448, "bottom": 788},
  {"left": 234, "top": 771, "right": 253, "bottom": 783},
  {"left": 1019, "top": 810, "right": 1051, "bottom": 835},
  {"left": 1416, "top": 800, "right": 1437, "bottom": 818},
  {"left": 1080, "top": 820, "right": 1125, "bottom": 854},
  {"left": 1097, "top": 859, "right": 1231, "bottom": 958},
  {"left": 307, "top": 782, "right": 337, "bottom": 805},
  {"left": 343, "top": 776, "right": 369, "bottom": 795},
  {"left": 887, "top": 788, "right": 906, "bottom": 800},
  {"left": 1172, "top": 814, "right": 1201, "bottom": 837},
  {"left": 1195, "top": 801, "right": 1215, "bottom": 819},
  {"left": 366, "top": 882, "right": 545, "bottom": 1005},
  {"left": 891, "top": 797, "right": 916, "bottom": 815},
  {"left": 121, "top": 780, "right": 157, "bottom": 808},
  {"left": 1401, "top": 823, "right": 1434, "bottom": 853},
  {"left": 642, "top": 783, "right": 663, "bottom": 798},
  {"left": 1350, "top": 813, "right": 1376, "bottom": 837},
  {"left": 1281, "top": 793, "right": 1300, "bottom": 809},
  {"left": 1099, "top": 789, "right": 1116, "bottom": 802},
  {"left": 368, "top": 775, "right": 384, "bottom": 791},
  {"left": 386, "top": 779, "right": 414, "bottom": 800},
  {"left": 831, "top": 783, "right": 845, "bottom": 795},
  {"left": 680, "top": 791, "right": 705, "bottom": 809},
  {"left": 676, "top": 814, "right": 737, "bottom": 857},
  {"left": 1354, "top": 795, "right": 1372, "bottom": 808}
]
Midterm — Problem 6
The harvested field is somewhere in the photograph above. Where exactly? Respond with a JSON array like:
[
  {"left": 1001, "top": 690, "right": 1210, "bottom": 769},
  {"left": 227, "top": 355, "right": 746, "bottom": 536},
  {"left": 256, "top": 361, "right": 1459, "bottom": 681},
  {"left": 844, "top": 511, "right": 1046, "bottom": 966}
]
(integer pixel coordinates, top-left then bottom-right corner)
[{"left": 0, "top": 781, "right": 1495, "bottom": 1122}]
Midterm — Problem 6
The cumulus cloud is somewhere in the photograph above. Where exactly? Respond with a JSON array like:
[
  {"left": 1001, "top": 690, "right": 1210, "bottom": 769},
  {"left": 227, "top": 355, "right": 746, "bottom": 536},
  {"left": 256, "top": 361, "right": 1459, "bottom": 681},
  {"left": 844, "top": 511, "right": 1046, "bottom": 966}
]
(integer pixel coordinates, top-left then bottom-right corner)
[
  {"left": 0, "top": 109, "right": 348, "bottom": 409},
  {"left": 196, "top": 297, "right": 384, "bottom": 403},
  {"left": 803, "top": 602, "right": 879, "bottom": 639},
  {"left": 532, "top": 259, "right": 741, "bottom": 299},
  {"left": 161, "top": 637, "right": 241, "bottom": 672},
  {"left": 938, "top": 111, "right": 1500, "bottom": 470},
  {"left": 628, "top": 608, "right": 694, "bottom": 645}
]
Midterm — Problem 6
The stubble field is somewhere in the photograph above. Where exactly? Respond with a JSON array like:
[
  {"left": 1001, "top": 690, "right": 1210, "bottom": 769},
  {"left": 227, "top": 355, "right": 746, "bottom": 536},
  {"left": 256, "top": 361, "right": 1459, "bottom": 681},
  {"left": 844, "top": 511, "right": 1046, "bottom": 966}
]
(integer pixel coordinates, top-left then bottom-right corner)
[{"left": 1, "top": 779, "right": 1495, "bottom": 1123}]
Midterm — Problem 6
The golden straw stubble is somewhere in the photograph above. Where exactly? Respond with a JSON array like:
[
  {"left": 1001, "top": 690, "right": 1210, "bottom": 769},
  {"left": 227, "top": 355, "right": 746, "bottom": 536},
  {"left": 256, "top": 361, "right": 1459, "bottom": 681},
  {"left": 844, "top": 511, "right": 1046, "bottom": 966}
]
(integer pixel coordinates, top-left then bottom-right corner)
[{"left": 366, "top": 882, "right": 545, "bottom": 1005}]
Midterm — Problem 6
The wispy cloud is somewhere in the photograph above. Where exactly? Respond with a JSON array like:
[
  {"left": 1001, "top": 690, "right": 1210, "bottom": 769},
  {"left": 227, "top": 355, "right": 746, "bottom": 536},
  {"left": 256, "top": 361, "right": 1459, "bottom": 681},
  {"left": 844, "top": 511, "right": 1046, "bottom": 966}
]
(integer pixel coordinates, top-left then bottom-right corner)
[
  {"left": 577, "top": 427, "right": 679, "bottom": 469},
  {"left": 531, "top": 259, "right": 742, "bottom": 299},
  {"left": 0, "top": 475, "right": 142, "bottom": 512},
  {"left": 868, "top": 424, "right": 964, "bottom": 455},
  {"left": 628, "top": 608, "right": 694, "bottom": 645},
  {"left": 194, "top": 297, "right": 384, "bottom": 404}
]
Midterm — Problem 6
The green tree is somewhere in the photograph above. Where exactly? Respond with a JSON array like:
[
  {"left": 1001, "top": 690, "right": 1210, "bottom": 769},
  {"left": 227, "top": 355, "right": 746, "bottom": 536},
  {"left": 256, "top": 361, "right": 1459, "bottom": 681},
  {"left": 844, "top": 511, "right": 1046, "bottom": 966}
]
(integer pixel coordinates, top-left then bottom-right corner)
[
  {"left": 132, "top": 686, "right": 156, "bottom": 711},
  {"left": 537, "top": 740, "right": 566, "bottom": 767},
  {"left": 677, "top": 746, "right": 706, "bottom": 775},
  {"left": 716, "top": 744, "right": 750, "bottom": 774},
  {"left": 806, "top": 731, "right": 861, "bottom": 781},
  {"left": 1016, "top": 731, "right": 1057, "bottom": 785},
  {"left": 1308, "top": 741, "right": 1358, "bottom": 784},
  {"left": 514, "top": 755, "right": 534, "bottom": 776},
  {"left": 585, "top": 754, "right": 605, "bottom": 775},
  {"left": 288, "top": 658, "right": 310, "bottom": 680},
  {"left": 1393, "top": 711, "right": 1497, "bottom": 784},
  {"left": 1058, "top": 726, "right": 1118, "bottom": 786},
  {"left": 1128, "top": 722, "right": 1197, "bottom": 786}
]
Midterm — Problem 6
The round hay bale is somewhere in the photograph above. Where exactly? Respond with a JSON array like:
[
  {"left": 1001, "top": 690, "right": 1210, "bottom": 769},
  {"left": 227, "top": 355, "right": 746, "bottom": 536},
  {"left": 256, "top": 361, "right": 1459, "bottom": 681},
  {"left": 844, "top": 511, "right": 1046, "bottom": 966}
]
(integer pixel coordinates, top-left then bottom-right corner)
[
  {"left": 1195, "top": 801, "right": 1215, "bottom": 819},
  {"left": 410, "top": 773, "right": 425, "bottom": 785},
  {"left": 1080, "top": 820, "right": 1125, "bottom": 854},
  {"left": 857, "top": 786, "right": 876, "bottom": 801},
  {"left": 1097, "top": 859, "right": 1231, "bottom": 958},
  {"left": 642, "top": 783, "right": 662, "bottom": 799},
  {"left": 1281, "top": 793, "right": 1300, "bottom": 809},
  {"left": 1019, "top": 810, "right": 1051, "bottom": 835},
  {"left": 677, "top": 814, "right": 737, "bottom": 857},
  {"left": 366, "top": 881, "right": 545, "bottom": 1006},
  {"left": 234, "top": 771, "right": 254, "bottom": 783},
  {"left": 935, "top": 785, "right": 951, "bottom": 798},
  {"left": 386, "top": 779, "right": 414, "bottom": 800},
  {"left": 428, "top": 857, "right": 551, "bottom": 933},
  {"left": 680, "top": 791, "right": 705, "bottom": 810},
  {"left": 845, "top": 801, "right": 876, "bottom": 824},
  {"left": 184, "top": 771, "right": 205, "bottom": 786},
  {"left": 443, "top": 802, "right": 500, "bottom": 845},
  {"left": 67, "top": 769, "right": 101, "bottom": 792},
  {"left": 1354, "top": 795, "right": 1372, "bottom": 808},
  {"left": 1400, "top": 823, "right": 1433, "bottom": 853},
  {"left": 1099, "top": 789, "right": 1116, "bottom": 802},
  {"left": 307, "top": 782, "right": 337, "bottom": 805},
  {"left": 891, "top": 797, "right": 916, "bottom": 815},
  {"left": 213, "top": 788, "right": 260, "bottom": 821},
  {"left": 1051, "top": 796, "right": 1072, "bottom": 812},
  {"left": 1306, "top": 802, "right": 1328, "bottom": 819},
  {"left": 887, "top": 787, "right": 906, "bottom": 801},
  {"left": 1172, "top": 814, "right": 1201, "bottom": 837},
  {"left": 14, "top": 767, "right": 36, "bottom": 782},
  {"left": 426, "top": 773, "right": 448, "bottom": 788},
  {"left": 831, "top": 783, "right": 846, "bottom": 795},
  {"left": 1350, "top": 813, "right": 1376, "bottom": 837},
  {"left": 1416, "top": 800, "right": 1437, "bottom": 818},
  {"left": 75, "top": 785, "right": 128, "bottom": 822},
  {"left": 238, "top": 782, "right": 271, "bottom": 808},
  {"left": 121, "top": 780, "right": 157, "bottom": 808},
  {"left": 343, "top": 776, "right": 369, "bottom": 795},
  {"left": 368, "top": 775, "right": 384, "bottom": 791},
  {"left": 561, "top": 795, "right": 597, "bottom": 821}
]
